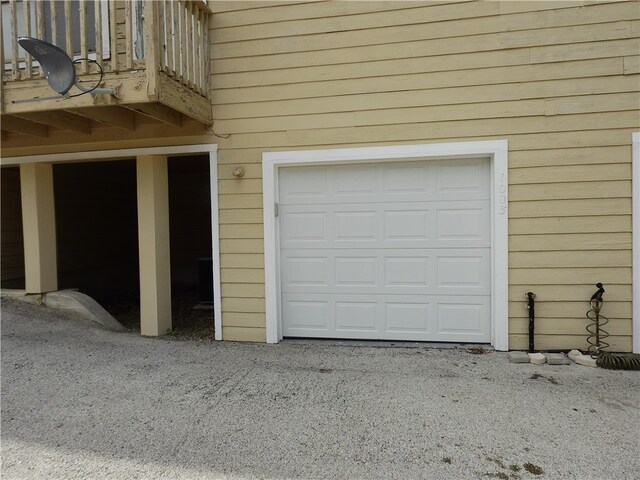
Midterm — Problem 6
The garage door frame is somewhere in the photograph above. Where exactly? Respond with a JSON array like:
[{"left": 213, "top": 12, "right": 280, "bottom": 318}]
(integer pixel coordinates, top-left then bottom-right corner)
[{"left": 263, "top": 140, "right": 509, "bottom": 350}]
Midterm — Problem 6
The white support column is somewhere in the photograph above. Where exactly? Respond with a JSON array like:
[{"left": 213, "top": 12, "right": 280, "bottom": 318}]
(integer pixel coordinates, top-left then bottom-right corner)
[
  {"left": 20, "top": 163, "right": 58, "bottom": 294},
  {"left": 136, "top": 154, "right": 172, "bottom": 336}
]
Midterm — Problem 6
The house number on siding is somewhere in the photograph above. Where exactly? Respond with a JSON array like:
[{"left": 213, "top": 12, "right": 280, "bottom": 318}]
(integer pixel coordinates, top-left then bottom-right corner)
[{"left": 498, "top": 173, "right": 507, "bottom": 215}]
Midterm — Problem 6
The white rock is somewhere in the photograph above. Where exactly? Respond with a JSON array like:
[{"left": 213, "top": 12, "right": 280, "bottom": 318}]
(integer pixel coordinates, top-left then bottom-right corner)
[
  {"left": 528, "top": 353, "right": 547, "bottom": 365},
  {"left": 568, "top": 349, "right": 583, "bottom": 361},
  {"left": 574, "top": 355, "right": 598, "bottom": 368}
]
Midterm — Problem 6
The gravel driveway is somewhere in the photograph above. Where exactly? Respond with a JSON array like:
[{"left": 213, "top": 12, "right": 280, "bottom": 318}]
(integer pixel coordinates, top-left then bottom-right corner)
[{"left": 1, "top": 297, "right": 638, "bottom": 480}]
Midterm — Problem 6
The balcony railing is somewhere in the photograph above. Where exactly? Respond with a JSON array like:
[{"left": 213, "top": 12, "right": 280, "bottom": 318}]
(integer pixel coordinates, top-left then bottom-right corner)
[{"left": 1, "top": 0, "right": 210, "bottom": 99}]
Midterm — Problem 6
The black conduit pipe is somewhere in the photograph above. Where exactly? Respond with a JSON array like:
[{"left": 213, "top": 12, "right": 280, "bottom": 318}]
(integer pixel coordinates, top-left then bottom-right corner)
[{"left": 526, "top": 292, "right": 536, "bottom": 353}]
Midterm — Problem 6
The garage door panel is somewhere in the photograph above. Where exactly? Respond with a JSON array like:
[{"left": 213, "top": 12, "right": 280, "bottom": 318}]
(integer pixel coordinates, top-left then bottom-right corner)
[
  {"left": 282, "top": 293, "right": 490, "bottom": 341},
  {"left": 280, "top": 202, "right": 489, "bottom": 249},
  {"left": 285, "top": 300, "right": 331, "bottom": 332},
  {"left": 335, "top": 301, "right": 379, "bottom": 331},
  {"left": 436, "top": 302, "right": 490, "bottom": 339},
  {"left": 280, "top": 160, "right": 489, "bottom": 205},
  {"left": 334, "top": 211, "right": 378, "bottom": 242},
  {"left": 281, "top": 211, "right": 329, "bottom": 243},
  {"left": 385, "top": 302, "right": 432, "bottom": 333},
  {"left": 435, "top": 160, "right": 490, "bottom": 198},
  {"left": 281, "top": 249, "right": 490, "bottom": 295},
  {"left": 281, "top": 256, "right": 330, "bottom": 288},
  {"left": 279, "top": 167, "right": 329, "bottom": 202},
  {"left": 436, "top": 255, "right": 490, "bottom": 290},
  {"left": 279, "top": 158, "right": 491, "bottom": 343},
  {"left": 436, "top": 207, "right": 491, "bottom": 243}
]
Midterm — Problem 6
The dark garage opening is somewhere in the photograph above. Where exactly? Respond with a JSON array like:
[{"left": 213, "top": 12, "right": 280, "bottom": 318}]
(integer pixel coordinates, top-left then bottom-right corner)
[
  {"left": 53, "top": 155, "right": 213, "bottom": 336},
  {"left": 1, "top": 167, "right": 25, "bottom": 289},
  {"left": 54, "top": 159, "right": 140, "bottom": 303}
]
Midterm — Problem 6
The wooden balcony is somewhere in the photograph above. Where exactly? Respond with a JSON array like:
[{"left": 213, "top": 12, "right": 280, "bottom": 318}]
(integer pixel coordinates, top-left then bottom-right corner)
[{"left": 0, "top": 0, "right": 212, "bottom": 138}]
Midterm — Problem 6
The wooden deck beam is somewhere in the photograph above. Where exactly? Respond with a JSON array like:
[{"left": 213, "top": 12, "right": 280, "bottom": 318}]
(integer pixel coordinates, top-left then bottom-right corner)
[{"left": 14, "top": 111, "right": 92, "bottom": 135}]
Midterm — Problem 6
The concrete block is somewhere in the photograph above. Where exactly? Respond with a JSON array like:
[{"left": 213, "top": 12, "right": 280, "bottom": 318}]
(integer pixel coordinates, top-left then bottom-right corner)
[
  {"left": 568, "top": 349, "right": 583, "bottom": 361},
  {"left": 44, "top": 290, "right": 126, "bottom": 332},
  {"left": 544, "top": 353, "right": 571, "bottom": 365},
  {"left": 508, "top": 351, "right": 531, "bottom": 363},
  {"left": 528, "top": 353, "right": 547, "bottom": 365},
  {"left": 574, "top": 354, "right": 598, "bottom": 368}
]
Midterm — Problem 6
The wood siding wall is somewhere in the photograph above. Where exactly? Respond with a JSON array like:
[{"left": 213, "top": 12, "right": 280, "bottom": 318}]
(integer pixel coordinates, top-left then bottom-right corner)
[{"left": 211, "top": 0, "right": 640, "bottom": 349}]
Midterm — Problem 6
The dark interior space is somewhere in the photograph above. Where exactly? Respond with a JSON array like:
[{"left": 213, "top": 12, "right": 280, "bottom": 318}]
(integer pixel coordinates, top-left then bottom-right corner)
[
  {"left": 0, "top": 167, "right": 25, "bottom": 289},
  {"left": 54, "top": 160, "right": 139, "bottom": 298},
  {"left": 52, "top": 155, "right": 213, "bottom": 336}
]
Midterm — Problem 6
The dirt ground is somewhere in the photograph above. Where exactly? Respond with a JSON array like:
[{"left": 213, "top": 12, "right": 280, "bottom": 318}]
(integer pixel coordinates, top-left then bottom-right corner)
[{"left": 95, "top": 288, "right": 215, "bottom": 340}]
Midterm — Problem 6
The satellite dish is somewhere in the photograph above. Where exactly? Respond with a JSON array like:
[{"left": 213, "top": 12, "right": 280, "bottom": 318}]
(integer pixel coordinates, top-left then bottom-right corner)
[
  {"left": 18, "top": 36, "right": 76, "bottom": 94},
  {"left": 14, "top": 37, "right": 116, "bottom": 103}
]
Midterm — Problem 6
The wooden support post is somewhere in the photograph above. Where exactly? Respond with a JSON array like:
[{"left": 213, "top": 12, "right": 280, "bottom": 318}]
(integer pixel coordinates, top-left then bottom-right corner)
[
  {"left": 136, "top": 154, "right": 172, "bottom": 336},
  {"left": 20, "top": 163, "right": 58, "bottom": 294}
]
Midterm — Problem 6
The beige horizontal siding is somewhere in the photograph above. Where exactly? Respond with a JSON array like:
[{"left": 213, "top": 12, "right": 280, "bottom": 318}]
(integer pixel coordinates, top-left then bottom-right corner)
[
  {"left": 509, "top": 198, "right": 631, "bottom": 219},
  {"left": 213, "top": 3, "right": 638, "bottom": 53},
  {"left": 509, "top": 302, "right": 632, "bottom": 321},
  {"left": 509, "top": 251, "right": 631, "bottom": 268},
  {"left": 509, "top": 334, "right": 631, "bottom": 352},
  {"left": 222, "top": 326, "right": 266, "bottom": 343},
  {"left": 508, "top": 285, "right": 632, "bottom": 302},
  {"left": 213, "top": 1, "right": 639, "bottom": 348}
]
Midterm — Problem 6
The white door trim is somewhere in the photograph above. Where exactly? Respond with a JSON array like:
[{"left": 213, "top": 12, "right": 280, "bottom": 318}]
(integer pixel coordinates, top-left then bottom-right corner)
[
  {"left": 632, "top": 132, "right": 639, "bottom": 353},
  {"left": 263, "top": 140, "right": 509, "bottom": 350},
  {"left": 2, "top": 144, "right": 223, "bottom": 341}
]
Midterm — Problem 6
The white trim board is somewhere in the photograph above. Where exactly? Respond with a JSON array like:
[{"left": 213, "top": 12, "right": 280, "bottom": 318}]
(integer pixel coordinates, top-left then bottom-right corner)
[
  {"left": 3, "top": 144, "right": 223, "bottom": 341},
  {"left": 262, "top": 140, "right": 509, "bottom": 350},
  {"left": 633, "top": 132, "right": 639, "bottom": 353}
]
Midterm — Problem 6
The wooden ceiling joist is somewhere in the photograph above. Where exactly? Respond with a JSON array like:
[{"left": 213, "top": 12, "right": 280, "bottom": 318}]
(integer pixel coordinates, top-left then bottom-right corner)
[
  {"left": 14, "top": 111, "right": 92, "bottom": 135},
  {"left": 71, "top": 106, "right": 136, "bottom": 131},
  {"left": 125, "top": 103, "right": 182, "bottom": 127},
  {"left": 1, "top": 116, "right": 49, "bottom": 137}
]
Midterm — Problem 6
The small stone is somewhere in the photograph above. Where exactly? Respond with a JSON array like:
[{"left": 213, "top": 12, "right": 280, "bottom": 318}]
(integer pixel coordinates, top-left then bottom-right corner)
[
  {"left": 508, "top": 351, "right": 530, "bottom": 363},
  {"left": 568, "top": 349, "right": 583, "bottom": 361},
  {"left": 528, "top": 353, "right": 546, "bottom": 365},
  {"left": 544, "top": 353, "right": 571, "bottom": 365},
  {"left": 574, "top": 354, "right": 598, "bottom": 368}
]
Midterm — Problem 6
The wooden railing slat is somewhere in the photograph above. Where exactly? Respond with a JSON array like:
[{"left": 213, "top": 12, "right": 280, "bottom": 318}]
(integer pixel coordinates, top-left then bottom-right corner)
[
  {"left": 64, "top": 0, "right": 73, "bottom": 56},
  {"left": 124, "top": 0, "right": 132, "bottom": 69},
  {"left": 195, "top": 7, "right": 201, "bottom": 94},
  {"left": 187, "top": 1, "right": 193, "bottom": 89},
  {"left": 51, "top": 1, "right": 58, "bottom": 48},
  {"left": 2, "top": 0, "right": 210, "bottom": 100},
  {"left": 10, "top": 0, "right": 18, "bottom": 79},
  {"left": 95, "top": 0, "right": 103, "bottom": 65},
  {"left": 173, "top": 0, "right": 179, "bottom": 78},
  {"left": 23, "top": 0, "right": 32, "bottom": 78},
  {"left": 36, "top": 0, "right": 45, "bottom": 77},
  {"left": 164, "top": 0, "right": 173, "bottom": 75},
  {"left": 79, "top": 0, "right": 88, "bottom": 73},
  {"left": 0, "top": 1, "right": 5, "bottom": 78},
  {"left": 109, "top": 0, "right": 117, "bottom": 72}
]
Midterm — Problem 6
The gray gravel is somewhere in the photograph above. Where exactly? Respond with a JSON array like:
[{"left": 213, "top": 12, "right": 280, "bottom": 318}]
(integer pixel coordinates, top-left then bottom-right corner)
[{"left": 2, "top": 297, "right": 639, "bottom": 480}]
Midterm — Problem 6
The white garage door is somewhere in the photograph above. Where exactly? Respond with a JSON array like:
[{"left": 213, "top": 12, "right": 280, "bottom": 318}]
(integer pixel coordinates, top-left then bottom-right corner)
[{"left": 278, "top": 158, "right": 491, "bottom": 342}]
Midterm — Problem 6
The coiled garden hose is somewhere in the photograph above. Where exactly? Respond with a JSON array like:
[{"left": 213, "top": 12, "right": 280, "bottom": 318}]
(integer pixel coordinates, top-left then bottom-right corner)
[
  {"left": 585, "top": 299, "right": 609, "bottom": 357},
  {"left": 585, "top": 282, "right": 640, "bottom": 371},
  {"left": 596, "top": 352, "right": 640, "bottom": 370}
]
